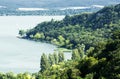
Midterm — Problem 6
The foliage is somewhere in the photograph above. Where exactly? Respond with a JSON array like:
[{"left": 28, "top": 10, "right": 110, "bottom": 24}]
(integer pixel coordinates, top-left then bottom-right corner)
[
  {"left": 3, "top": 3, "right": 120, "bottom": 79},
  {"left": 19, "top": 30, "right": 26, "bottom": 37},
  {"left": 37, "top": 4, "right": 120, "bottom": 79},
  {"left": 24, "top": 4, "right": 120, "bottom": 50},
  {"left": 40, "top": 53, "right": 50, "bottom": 72}
]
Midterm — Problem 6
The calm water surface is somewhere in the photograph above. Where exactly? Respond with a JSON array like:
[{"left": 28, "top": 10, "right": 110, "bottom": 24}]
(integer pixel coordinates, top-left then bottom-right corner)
[{"left": 0, "top": 16, "right": 69, "bottom": 73}]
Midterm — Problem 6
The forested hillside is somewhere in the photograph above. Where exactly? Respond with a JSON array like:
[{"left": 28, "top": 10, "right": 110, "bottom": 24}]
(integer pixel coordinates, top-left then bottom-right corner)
[
  {"left": 23, "top": 4, "right": 120, "bottom": 50},
  {"left": 17, "top": 4, "right": 120, "bottom": 79},
  {"left": 0, "top": 4, "right": 119, "bottom": 79}
]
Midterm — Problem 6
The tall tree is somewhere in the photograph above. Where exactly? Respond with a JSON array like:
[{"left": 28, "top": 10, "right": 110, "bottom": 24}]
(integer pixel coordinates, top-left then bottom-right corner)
[
  {"left": 78, "top": 44, "right": 85, "bottom": 59},
  {"left": 48, "top": 54, "right": 55, "bottom": 66},
  {"left": 72, "top": 49, "right": 80, "bottom": 60},
  {"left": 53, "top": 52, "right": 58, "bottom": 64},
  {"left": 58, "top": 51, "right": 64, "bottom": 63},
  {"left": 40, "top": 53, "right": 50, "bottom": 72}
]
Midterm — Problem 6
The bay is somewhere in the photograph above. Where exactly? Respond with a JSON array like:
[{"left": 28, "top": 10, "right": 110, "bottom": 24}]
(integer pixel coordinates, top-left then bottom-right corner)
[{"left": 0, "top": 16, "right": 67, "bottom": 73}]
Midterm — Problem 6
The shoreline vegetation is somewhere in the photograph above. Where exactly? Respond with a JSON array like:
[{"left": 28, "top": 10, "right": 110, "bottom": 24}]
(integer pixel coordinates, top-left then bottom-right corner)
[
  {"left": 0, "top": 4, "right": 120, "bottom": 79},
  {"left": 17, "top": 36, "right": 72, "bottom": 53},
  {"left": 55, "top": 48, "right": 72, "bottom": 53}
]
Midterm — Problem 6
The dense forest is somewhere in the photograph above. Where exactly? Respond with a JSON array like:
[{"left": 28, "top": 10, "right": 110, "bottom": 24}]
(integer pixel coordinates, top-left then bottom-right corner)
[
  {"left": 22, "top": 4, "right": 120, "bottom": 50},
  {"left": 0, "top": 4, "right": 119, "bottom": 79}
]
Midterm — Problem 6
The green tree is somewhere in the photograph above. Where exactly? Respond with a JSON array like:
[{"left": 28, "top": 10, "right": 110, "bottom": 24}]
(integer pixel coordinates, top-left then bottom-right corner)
[
  {"left": 23, "top": 72, "right": 31, "bottom": 79},
  {"left": 17, "top": 73, "right": 23, "bottom": 79},
  {"left": 78, "top": 57, "right": 98, "bottom": 77},
  {"left": 95, "top": 40, "right": 120, "bottom": 79},
  {"left": 86, "top": 47, "right": 95, "bottom": 56},
  {"left": 34, "top": 33, "right": 41, "bottom": 39},
  {"left": 40, "top": 53, "right": 50, "bottom": 72},
  {"left": 78, "top": 44, "right": 85, "bottom": 59},
  {"left": 40, "top": 32, "right": 45, "bottom": 39},
  {"left": 58, "top": 51, "right": 64, "bottom": 63},
  {"left": 6, "top": 72, "right": 17, "bottom": 79},
  {"left": 58, "top": 35, "right": 65, "bottom": 46},
  {"left": 19, "top": 30, "right": 26, "bottom": 37},
  {"left": 48, "top": 54, "right": 55, "bottom": 66},
  {"left": 53, "top": 52, "right": 58, "bottom": 64},
  {"left": 0, "top": 72, "right": 6, "bottom": 79},
  {"left": 72, "top": 49, "right": 80, "bottom": 60}
]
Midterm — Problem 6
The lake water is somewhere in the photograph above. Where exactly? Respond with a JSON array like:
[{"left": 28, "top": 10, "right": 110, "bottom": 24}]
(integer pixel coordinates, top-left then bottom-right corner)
[{"left": 0, "top": 16, "right": 71, "bottom": 73}]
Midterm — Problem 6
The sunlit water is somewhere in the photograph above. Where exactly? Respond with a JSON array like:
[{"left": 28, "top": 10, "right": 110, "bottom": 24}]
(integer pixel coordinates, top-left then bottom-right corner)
[{"left": 0, "top": 16, "right": 71, "bottom": 73}]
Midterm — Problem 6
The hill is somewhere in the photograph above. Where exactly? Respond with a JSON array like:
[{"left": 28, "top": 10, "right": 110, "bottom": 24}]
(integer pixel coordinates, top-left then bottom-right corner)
[
  {"left": 0, "top": 3, "right": 119, "bottom": 79},
  {"left": 23, "top": 4, "right": 120, "bottom": 49},
  {"left": 17, "top": 3, "right": 120, "bottom": 79}
]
